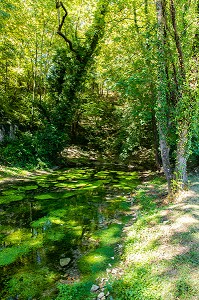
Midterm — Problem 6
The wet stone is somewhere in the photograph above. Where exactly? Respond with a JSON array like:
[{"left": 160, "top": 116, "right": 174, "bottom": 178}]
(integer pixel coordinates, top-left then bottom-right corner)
[
  {"left": 60, "top": 257, "right": 71, "bottom": 267},
  {"left": 91, "top": 284, "right": 100, "bottom": 292},
  {"left": 97, "top": 292, "right": 105, "bottom": 299}
]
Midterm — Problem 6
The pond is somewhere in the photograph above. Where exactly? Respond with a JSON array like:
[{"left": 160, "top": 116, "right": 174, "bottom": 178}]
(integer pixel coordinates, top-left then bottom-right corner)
[{"left": 0, "top": 168, "right": 139, "bottom": 300}]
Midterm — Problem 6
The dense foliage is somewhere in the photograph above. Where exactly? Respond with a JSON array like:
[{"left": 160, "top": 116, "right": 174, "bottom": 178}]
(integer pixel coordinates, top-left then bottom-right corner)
[{"left": 0, "top": 0, "right": 198, "bottom": 189}]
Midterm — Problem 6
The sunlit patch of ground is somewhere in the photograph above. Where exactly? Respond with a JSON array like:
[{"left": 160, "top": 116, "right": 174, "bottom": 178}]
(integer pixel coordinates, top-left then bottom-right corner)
[
  {"left": 0, "top": 165, "right": 51, "bottom": 184},
  {"left": 111, "top": 174, "right": 199, "bottom": 300}
]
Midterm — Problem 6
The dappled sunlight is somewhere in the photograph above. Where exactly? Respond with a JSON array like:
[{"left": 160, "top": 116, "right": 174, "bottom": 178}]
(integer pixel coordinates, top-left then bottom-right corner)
[
  {"left": 125, "top": 221, "right": 191, "bottom": 264},
  {"left": 0, "top": 167, "right": 140, "bottom": 299},
  {"left": 83, "top": 252, "right": 106, "bottom": 265},
  {"left": 126, "top": 243, "right": 189, "bottom": 264},
  {"left": 174, "top": 190, "right": 198, "bottom": 203},
  {"left": 171, "top": 214, "right": 199, "bottom": 233},
  {"left": 120, "top": 176, "right": 199, "bottom": 300},
  {"left": 5, "top": 229, "right": 31, "bottom": 244}
]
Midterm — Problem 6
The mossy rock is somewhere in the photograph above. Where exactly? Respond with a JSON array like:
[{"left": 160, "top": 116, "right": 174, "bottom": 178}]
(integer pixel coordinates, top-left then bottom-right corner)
[
  {"left": 2, "top": 189, "right": 22, "bottom": 195},
  {"left": 78, "top": 224, "right": 123, "bottom": 275},
  {"left": 78, "top": 246, "right": 115, "bottom": 274}
]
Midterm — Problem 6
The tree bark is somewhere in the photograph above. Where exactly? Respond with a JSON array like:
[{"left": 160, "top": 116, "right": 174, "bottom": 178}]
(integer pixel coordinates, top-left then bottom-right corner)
[
  {"left": 169, "top": 0, "right": 189, "bottom": 189},
  {"left": 175, "top": 125, "right": 188, "bottom": 189},
  {"left": 156, "top": 0, "right": 173, "bottom": 193},
  {"left": 170, "top": 0, "right": 186, "bottom": 79}
]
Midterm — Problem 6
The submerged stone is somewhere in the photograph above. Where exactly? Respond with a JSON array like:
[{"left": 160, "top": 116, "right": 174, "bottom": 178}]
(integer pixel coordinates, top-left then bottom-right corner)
[
  {"left": 91, "top": 284, "right": 100, "bottom": 292},
  {"left": 97, "top": 292, "right": 105, "bottom": 299},
  {"left": 60, "top": 257, "right": 71, "bottom": 267}
]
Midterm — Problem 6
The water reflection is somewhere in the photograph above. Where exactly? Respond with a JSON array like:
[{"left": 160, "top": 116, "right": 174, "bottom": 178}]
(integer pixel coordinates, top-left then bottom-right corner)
[{"left": 0, "top": 168, "right": 139, "bottom": 299}]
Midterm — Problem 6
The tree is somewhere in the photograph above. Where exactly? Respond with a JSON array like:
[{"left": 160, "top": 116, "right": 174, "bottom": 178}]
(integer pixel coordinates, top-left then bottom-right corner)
[
  {"left": 155, "top": 0, "right": 198, "bottom": 193},
  {"left": 49, "top": 0, "right": 110, "bottom": 139}
]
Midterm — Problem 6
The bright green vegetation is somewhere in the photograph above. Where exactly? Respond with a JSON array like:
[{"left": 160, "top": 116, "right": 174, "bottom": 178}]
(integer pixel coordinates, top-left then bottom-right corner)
[
  {"left": 0, "top": 0, "right": 199, "bottom": 298},
  {"left": 56, "top": 281, "right": 94, "bottom": 300},
  {"left": 7, "top": 266, "right": 59, "bottom": 300},
  {"left": 109, "top": 177, "right": 199, "bottom": 300},
  {"left": 0, "top": 168, "right": 139, "bottom": 299},
  {"left": 1, "top": 168, "right": 198, "bottom": 300},
  {"left": 0, "top": 0, "right": 198, "bottom": 194},
  {"left": 78, "top": 223, "right": 123, "bottom": 275}
]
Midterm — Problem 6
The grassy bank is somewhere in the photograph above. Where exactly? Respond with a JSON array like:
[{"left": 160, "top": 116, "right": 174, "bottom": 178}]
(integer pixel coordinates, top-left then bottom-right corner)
[{"left": 98, "top": 175, "right": 198, "bottom": 300}]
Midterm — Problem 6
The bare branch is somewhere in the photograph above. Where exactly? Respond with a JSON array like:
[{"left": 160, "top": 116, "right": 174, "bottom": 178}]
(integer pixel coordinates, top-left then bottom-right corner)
[{"left": 56, "top": 1, "right": 81, "bottom": 60}]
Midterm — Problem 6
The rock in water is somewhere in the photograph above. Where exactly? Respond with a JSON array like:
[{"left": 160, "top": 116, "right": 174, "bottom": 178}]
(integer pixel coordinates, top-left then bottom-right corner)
[
  {"left": 90, "top": 284, "right": 100, "bottom": 292},
  {"left": 60, "top": 258, "right": 71, "bottom": 267},
  {"left": 97, "top": 292, "right": 105, "bottom": 299}
]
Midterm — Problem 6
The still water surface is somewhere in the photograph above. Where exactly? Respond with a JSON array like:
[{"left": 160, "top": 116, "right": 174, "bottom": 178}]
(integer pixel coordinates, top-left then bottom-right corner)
[{"left": 0, "top": 168, "right": 139, "bottom": 299}]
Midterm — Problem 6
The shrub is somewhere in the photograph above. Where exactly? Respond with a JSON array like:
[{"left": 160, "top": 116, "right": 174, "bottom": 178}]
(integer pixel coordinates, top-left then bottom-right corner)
[{"left": 0, "top": 125, "right": 68, "bottom": 168}]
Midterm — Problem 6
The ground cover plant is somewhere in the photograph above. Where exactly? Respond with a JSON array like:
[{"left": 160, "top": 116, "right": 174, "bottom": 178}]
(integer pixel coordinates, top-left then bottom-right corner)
[{"left": 107, "top": 175, "right": 199, "bottom": 300}]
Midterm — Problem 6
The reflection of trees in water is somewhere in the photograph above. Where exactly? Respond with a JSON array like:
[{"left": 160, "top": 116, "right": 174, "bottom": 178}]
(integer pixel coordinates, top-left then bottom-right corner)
[{"left": 0, "top": 168, "right": 139, "bottom": 299}]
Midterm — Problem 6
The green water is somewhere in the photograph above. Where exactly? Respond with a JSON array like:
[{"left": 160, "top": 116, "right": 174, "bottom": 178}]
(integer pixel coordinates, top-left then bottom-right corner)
[{"left": 0, "top": 168, "right": 139, "bottom": 300}]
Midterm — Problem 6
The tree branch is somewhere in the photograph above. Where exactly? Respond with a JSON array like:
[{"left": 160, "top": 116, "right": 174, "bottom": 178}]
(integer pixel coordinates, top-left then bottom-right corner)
[
  {"left": 56, "top": 1, "right": 81, "bottom": 60},
  {"left": 170, "top": 0, "right": 186, "bottom": 79}
]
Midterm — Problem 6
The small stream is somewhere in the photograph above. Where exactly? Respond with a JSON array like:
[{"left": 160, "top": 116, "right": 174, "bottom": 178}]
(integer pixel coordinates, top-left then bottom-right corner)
[{"left": 0, "top": 168, "right": 139, "bottom": 300}]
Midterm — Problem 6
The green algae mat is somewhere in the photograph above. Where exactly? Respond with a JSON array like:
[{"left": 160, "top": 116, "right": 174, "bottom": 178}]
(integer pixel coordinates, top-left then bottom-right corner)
[{"left": 0, "top": 168, "right": 139, "bottom": 300}]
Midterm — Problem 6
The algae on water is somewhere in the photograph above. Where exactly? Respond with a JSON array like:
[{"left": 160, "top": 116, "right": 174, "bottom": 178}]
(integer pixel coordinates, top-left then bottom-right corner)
[{"left": 0, "top": 168, "right": 140, "bottom": 300}]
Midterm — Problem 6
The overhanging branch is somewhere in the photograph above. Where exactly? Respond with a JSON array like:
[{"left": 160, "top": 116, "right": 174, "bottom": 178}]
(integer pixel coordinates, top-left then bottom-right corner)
[{"left": 56, "top": 1, "right": 80, "bottom": 59}]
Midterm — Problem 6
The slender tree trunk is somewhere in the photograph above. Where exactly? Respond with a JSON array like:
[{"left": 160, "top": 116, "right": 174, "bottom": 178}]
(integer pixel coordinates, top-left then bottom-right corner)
[
  {"left": 5, "top": 60, "right": 8, "bottom": 92},
  {"left": 32, "top": 32, "right": 38, "bottom": 126},
  {"left": 156, "top": 0, "right": 173, "bottom": 193},
  {"left": 170, "top": 0, "right": 186, "bottom": 79},
  {"left": 158, "top": 126, "right": 173, "bottom": 192},
  {"left": 170, "top": 0, "right": 189, "bottom": 190},
  {"left": 152, "top": 112, "right": 161, "bottom": 170},
  {"left": 175, "top": 125, "right": 189, "bottom": 189}
]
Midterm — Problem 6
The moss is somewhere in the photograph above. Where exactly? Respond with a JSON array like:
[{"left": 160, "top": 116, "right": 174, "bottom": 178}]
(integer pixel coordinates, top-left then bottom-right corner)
[
  {"left": 79, "top": 224, "right": 123, "bottom": 275},
  {"left": 0, "top": 194, "right": 24, "bottom": 205},
  {"left": 34, "top": 193, "right": 59, "bottom": 200},
  {"left": 0, "top": 245, "right": 30, "bottom": 266},
  {"left": 79, "top": 246, "right": 115, "bottom": 274},
  {"left": 17, "top": 185, "right": 38, "bottom": 191},
  {"left": 7, "top": 267, "right": 58, "bottom": 300},
  {"left": 34, "top": 191, "right": 78, "bottom": 200}
]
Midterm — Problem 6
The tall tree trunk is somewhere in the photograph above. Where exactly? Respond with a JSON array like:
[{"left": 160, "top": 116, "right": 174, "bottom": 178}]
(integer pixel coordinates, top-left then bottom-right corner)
[
  {"left": 152, "top": 112, "right": 162, "bottom": 170},
  {"left": 155, "top": 0, "right": 173, "bottom": 193},
  {"left": 170, "top": 0, "right": 189, "bottom": 190}
]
